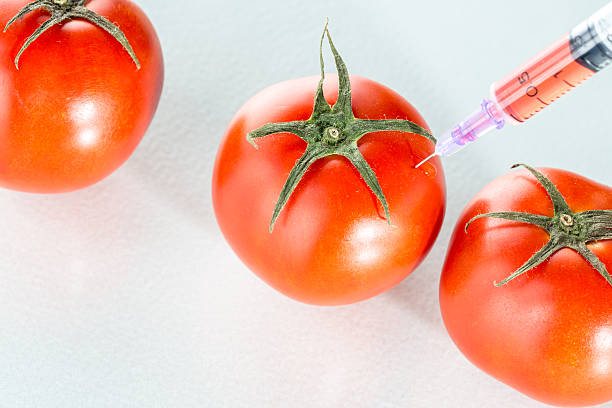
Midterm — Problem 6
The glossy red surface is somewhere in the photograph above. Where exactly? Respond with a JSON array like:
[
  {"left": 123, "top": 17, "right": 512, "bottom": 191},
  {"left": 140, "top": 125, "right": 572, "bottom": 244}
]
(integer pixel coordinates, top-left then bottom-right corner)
[{"left": 213, "top": 75, "right": 445, "bottom": 305}]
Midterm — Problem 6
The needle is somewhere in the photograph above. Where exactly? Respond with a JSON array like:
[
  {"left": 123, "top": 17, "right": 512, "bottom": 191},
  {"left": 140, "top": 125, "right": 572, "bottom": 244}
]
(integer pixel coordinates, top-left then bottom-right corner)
[{"left": 415, "top": 152, "right": 436, "bottom": 168}]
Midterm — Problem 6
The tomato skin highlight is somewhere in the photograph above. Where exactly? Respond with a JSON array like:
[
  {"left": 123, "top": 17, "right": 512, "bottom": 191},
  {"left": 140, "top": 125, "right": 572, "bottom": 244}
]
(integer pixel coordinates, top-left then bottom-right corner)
[
  {"left": 213, "top": 75, "right": 445, "bottom": 305},
  {"left": 440, "top": 167, "right": 612, "bottom": 407},
  {"left": 0, "top": 0, "right": 163, "bottom": 193}
]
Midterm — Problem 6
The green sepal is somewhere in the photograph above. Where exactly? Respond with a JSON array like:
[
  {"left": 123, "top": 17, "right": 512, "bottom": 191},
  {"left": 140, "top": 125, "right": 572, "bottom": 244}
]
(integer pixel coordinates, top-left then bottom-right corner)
[
  {"left": 347, "top": 119, "right": 434, "bottom": 143},
  {"left": 342, "top": 143, "right": 392, "bottom": 224},
  {"left": 247, "top": 122, "right": 310, "bottom": 148},
  {"left": 269, "top": 144, "right": 332, "bottom": 232}
]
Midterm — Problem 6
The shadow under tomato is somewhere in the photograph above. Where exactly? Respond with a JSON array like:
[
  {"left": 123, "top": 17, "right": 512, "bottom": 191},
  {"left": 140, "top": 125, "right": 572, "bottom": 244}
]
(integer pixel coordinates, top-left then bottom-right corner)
[{"left": 382, "top": 254, "right": 448, "bottom": 333}]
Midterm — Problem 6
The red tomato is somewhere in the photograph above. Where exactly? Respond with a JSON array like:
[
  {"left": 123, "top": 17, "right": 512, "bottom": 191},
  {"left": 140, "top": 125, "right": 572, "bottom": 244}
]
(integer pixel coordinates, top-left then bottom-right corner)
[
  {"left": 213, "top": 73, "right": 445, "bottom": 305},
  {"left": 0, "top": 0, "right": 163, "bottom": 192},
  {"left": 440, "top": 165, "right": 612, "bottom": 407}
]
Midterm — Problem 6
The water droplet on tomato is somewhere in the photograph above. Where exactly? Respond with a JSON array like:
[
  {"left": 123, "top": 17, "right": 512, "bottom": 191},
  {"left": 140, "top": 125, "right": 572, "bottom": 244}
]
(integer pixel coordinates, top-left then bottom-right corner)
[{"left": 419, "top": 161, "right": 437, "bottom": 178}]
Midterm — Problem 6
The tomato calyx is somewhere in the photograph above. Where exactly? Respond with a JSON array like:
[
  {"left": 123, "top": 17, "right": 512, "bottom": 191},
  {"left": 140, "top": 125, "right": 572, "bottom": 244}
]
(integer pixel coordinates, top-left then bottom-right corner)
[
  {"left": 247, "top": 22, "right": 435, "bottom": 232},
  {"left": 466, "top": 164, "right": 612, "bottom": 287},
  {"left": 4, "top": 0, "right": 141, "bottom": 69}
]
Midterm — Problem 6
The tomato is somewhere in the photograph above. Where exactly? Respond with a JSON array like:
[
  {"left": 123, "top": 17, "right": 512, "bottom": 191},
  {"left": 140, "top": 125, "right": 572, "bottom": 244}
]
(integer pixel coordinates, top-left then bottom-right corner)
[
  {"left": 440, "top": 164, "right": 612, "bottom": 407},
  {"left": 212, "top": 27, "right": 445, "bottom": 305},
  {"left": 0, "top": 0, "right": 163, "bottom": 193}
]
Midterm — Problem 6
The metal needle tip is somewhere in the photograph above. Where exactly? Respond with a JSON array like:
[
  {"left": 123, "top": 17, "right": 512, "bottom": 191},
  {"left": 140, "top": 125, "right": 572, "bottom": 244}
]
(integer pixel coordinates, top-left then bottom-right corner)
[{"left": 415, "top": 152, "right": 437, "bottom": 168}]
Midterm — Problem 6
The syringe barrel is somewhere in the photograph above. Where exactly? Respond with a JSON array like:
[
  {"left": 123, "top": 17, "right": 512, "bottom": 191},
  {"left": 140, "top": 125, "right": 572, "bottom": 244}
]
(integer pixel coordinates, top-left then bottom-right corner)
[
  {"left": 492, "top": 2, "right": 612, "bottom": 124},
  {"left": 572, "top": 2, "right": 612, "bottom": 72}
]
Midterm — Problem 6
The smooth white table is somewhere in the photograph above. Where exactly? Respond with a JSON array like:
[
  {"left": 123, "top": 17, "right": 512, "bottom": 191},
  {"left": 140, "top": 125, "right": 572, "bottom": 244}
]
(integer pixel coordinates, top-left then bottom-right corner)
[{"left": 1, "top": 1, "right": 611, "bottom": 407}]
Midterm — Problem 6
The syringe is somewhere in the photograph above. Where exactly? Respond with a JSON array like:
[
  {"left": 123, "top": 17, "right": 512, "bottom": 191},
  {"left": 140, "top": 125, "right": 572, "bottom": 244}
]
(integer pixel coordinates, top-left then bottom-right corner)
[{"left": 416, "top": 2, "right": 612, "bottom": 168}]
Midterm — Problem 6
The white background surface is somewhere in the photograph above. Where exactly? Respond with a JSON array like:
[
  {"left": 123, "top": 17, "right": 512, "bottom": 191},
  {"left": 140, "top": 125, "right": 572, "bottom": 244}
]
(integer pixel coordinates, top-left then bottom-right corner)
[{"left": 1, "top": 1, "right": 612, "bottom": 407}]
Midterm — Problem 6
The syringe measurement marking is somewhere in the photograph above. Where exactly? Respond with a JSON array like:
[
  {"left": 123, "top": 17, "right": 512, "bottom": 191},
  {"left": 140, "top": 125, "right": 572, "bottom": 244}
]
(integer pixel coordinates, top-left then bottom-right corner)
[
  {"left": 500, "top": 62, "right": 593, "bottom": 121},
  {"left": 517, "top": 70, "right": 572, "bottom": 114}
]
